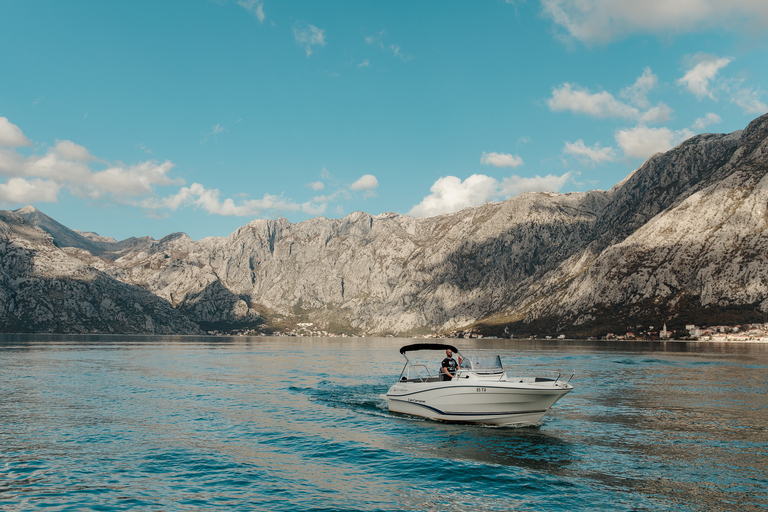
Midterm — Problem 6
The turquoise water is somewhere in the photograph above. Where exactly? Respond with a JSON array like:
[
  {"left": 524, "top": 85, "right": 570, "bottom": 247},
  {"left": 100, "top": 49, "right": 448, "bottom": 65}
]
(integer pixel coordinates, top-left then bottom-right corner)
[{"left": 1, "top": 335, "right": 766, "bottom": 511}]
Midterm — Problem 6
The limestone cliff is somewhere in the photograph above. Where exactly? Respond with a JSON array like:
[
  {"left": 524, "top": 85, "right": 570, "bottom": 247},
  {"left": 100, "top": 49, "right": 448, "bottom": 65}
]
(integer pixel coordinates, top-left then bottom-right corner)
[
  {"left": 0, "top": 211, "right": 202, "bottom": 334},
  {"left": 9, "top": 113, "right": 768, "bottom": 336}
]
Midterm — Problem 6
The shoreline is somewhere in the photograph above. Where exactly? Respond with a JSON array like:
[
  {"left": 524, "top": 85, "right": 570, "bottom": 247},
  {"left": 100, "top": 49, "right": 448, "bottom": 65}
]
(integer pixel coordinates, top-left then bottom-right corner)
[{"left": 0, "top": 332, "right": 767, "bottom": 343}]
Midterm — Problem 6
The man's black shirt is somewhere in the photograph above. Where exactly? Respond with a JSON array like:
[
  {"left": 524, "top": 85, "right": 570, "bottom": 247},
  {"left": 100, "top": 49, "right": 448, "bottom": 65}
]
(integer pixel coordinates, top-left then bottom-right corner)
[{"left": 441, "top": 357, "right": 457, "bottom": 380}]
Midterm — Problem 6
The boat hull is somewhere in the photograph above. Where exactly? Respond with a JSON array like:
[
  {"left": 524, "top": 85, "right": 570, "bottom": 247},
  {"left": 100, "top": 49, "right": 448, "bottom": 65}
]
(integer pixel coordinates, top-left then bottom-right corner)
[{"left": 386, "top": 380, "right": 572, "bottom": 426}]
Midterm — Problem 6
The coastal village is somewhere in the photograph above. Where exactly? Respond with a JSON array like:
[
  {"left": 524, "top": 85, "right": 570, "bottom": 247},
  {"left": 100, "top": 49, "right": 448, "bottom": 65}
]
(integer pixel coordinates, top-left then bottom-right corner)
[
  {"left": 605, "top": 323, "right": 768, "bottom": 342},
  {"left": 212, "top": 322, "right": 768, "bottom": 342}
]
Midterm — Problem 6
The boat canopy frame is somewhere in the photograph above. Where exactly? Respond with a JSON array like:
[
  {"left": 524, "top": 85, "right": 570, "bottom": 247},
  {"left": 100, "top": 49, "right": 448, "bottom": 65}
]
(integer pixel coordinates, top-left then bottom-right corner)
[
  {"left": 398, "top": 343, "right": 459, "bottom": 356},
  {"left": 396, "top": 343, "right": 461, "bottom": 382}
]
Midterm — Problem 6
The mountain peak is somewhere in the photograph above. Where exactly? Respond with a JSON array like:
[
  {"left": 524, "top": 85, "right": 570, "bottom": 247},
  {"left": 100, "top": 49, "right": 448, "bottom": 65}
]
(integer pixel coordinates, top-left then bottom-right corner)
[{"left": 15, "top": 205, "right": 41, "bottom": 215}]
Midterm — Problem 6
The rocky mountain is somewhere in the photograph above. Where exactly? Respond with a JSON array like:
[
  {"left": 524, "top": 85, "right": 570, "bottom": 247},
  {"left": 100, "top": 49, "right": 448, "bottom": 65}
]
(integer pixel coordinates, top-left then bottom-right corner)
[
  {"left": 0, "top": 210, "right": 202, "bottom": 334},
  {"left": 6, "top": 113, "right": 768, "bottom": 336}
]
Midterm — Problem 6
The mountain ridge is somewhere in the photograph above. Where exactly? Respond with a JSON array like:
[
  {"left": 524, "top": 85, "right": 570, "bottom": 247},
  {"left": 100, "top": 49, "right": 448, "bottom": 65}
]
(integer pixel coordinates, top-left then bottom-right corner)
[{"left": 5, "top": 113, "right": 768, "bottom": 336}]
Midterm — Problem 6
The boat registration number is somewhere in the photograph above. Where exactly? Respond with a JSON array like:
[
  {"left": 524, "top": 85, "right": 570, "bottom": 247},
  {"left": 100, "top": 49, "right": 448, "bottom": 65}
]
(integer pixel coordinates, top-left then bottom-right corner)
[{"left": 476, "top": 387, "right": 487, "bottom": 393}]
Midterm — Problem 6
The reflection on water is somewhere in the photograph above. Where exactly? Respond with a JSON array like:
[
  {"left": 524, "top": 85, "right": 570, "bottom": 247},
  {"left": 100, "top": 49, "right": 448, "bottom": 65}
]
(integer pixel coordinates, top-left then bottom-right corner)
[{"left": 1, "top": 335, "right": 766, "bottom": 511}]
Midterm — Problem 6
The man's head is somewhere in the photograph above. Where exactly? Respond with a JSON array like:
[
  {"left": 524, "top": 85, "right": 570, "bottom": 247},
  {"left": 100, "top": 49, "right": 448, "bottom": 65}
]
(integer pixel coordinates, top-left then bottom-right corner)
[{"left": 446, "top": 349, "right": 453, "bottom": 357}]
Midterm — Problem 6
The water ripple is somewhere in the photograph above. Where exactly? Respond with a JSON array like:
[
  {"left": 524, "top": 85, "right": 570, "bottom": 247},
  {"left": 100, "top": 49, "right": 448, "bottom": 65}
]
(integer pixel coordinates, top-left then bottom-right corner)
[{"left": 1, "top": 336, "right": 766, "bottom": 511}]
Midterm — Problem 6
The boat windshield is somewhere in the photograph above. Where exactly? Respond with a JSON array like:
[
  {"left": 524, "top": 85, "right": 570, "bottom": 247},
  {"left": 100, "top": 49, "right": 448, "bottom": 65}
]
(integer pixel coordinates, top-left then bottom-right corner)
[{"left": 461, "top": 354, "right": 503, "bottom": 372}]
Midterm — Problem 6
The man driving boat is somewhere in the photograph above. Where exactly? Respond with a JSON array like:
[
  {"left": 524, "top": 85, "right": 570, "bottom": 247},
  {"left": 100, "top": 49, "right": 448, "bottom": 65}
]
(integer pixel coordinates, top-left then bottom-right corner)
[{"left": 440, "top": 349, "right": 461, "bottom": 381}]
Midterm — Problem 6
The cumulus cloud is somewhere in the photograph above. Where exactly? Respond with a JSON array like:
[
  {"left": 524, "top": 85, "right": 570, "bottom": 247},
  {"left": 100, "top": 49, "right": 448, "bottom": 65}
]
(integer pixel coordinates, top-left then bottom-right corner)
[
  {"left": 0, "top": 178, "right": 61, "bottom": 204},
  {"left": 731, "top": 88, "right": 768, "bottom": 114},
  {"left": 620, "top": 67, "right": 658, "bottom": 109},
  {"left": 88, "top": 161, "right": 180, "bottom": 199},
  {"left": 409, "top": 172, "right": 572, "bottom": 218},
  {"left": 409, "top": 175, "right": 498, "bottom": 217},
  {"left": 691, "top": 113, "right": 722, "bottom": 131},
  {"left": 52, "top": 140, "right": 95, "bottom": 161},
  {"left": 293, "top": 23, "right": 326, "bottom": 57},
  {"left": 149, "top": 172, "right": 377, "bottom": 218},
  {"left": 548, "top": 74, "right": 673, "bottom": 125},
  {"left": 480, "top": 152, "right": 524, "bottom": 168},
  {"left": 541, "top": 0, "right": 768, "bottom": 44},
  {"left": 0, "top": 117, "right": 31, "bottom": 147},
  {"left": 350, "top": 174, "right": 379, "bottom": 198},
  {"left": 616, "top": 125, "right": 694, "bottom": 159},
  {"left": 499, "top": 173, "right": 573, "bottom": 197},
  {"left": 0, "top": 117, "right": 370, "bottom": 218},
  {"left": 677, "top": 54, "right": 732, "bottom": 99},
  {"left": 564, "top": 140, "right": 617, "bottom": 165},
  {"left": 548, "top": 83, "right": 639, "bottom": 119},
  {"left": 638, "top": 103, "right": 673, "bottom": 125},
  {"left": 0, "top": 119, "right": 186, "bottom": 206},
  {"left": 237, "top": 0, "right": 265, "bottom": 22},
  {"left": 350, "top": 174, "right": 378, "bottom": 191},
  {"left": 152, "top": 183, "right": 325, "bottom": 217}
]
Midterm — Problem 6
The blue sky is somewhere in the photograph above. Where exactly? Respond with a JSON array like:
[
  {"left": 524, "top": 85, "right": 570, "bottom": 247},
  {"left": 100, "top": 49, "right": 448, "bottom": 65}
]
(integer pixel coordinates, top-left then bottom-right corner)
[{"left": 1, "top": 1, "right": 767, "bottom": 241}]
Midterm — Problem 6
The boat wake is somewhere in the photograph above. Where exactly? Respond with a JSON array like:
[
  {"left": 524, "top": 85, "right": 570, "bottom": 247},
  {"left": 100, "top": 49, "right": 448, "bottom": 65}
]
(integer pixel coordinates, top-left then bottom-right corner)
[{"left": 289, "top": 382, "right": 390, "bottom": 417}]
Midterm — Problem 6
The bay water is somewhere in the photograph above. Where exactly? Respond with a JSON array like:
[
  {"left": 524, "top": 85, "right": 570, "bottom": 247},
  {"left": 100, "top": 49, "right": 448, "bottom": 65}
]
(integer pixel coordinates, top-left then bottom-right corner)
[{"left": 1, "top": 335, "right": 766, "bottom": 511}]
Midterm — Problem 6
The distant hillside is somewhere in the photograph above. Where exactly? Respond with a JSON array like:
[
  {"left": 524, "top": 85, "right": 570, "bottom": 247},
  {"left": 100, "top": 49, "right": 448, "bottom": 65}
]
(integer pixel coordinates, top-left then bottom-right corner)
[
  {"left": 8, "top": 113, "right": 768, "bottom": 336},
  {"left": 0, "top": 210, "right": 202, "bottom": 334}
]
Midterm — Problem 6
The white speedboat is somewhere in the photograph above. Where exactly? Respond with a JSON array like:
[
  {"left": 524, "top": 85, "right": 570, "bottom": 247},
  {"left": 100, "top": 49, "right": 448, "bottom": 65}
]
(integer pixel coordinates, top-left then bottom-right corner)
[{"left": 386, "top": 343, "right": 573, "bottom": 426}]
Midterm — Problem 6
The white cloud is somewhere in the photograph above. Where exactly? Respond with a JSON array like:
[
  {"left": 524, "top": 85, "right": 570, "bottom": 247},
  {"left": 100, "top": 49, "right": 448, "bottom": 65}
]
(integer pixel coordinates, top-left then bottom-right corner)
[
  {"left": 549, "top": 69, "right": 673, "bottom": 124},
  {"left": 677, "top": 54, "right": 732, "bottom": 99},
  {"left": 365, "top": 31, "right": 385, "bottom": 48},
  {"left": 365, "top": 31, "right": 410, "bottom": 60},
  {"left": 691, "top": 113, "right": 722, "bottom": 131},
  {"left": 409, "top": 175, "right": 498, "bottom": 217},
  {"left": 409, "top": 172, "right": 572, "bottom": 218},
  {"left": 731, "top": 88, "right": 768, "bottom": 114},
  {"left": 0, "top": 118, "right": 186, "bottom": 205},
  {"left": 564, "top": 140, "right": 617, "bottom": 164},
  {"left": 0, "top": 117, "right": 31, "bottom": 147},
  {"left": 391, "top": 45, "right": 409, "bottom": 60},
  {"left": 499, "top": 173, "right": 573, "bottom": 197},
  {"left": 616, "top": 125, "right": 695, "bottom": 159},
  {"left": 0, "top": 148, "right": 26, "bottom": 176},
  {"left": 21, "top": 150, "right": 94, "bottom": 183},
  {"left": 638, "top": 103, "right": 673, "bottom": 124},
  {"left": 0, "top": 118, "right": 379, "bottom": 218},
  {"left": 237, "top": 0, "right": 265, "bottom": 22},
  {"left": 87, "top": 161, "right": 181, "bottom": 199},
  {"left": 620, "top": 67, "right": 657, "bottom": 109},
  {"left": 541, "top": 0, "right": 768, "bottom": 44},
  {"left": 548, "top": 83, "right": 639, "bottom": 119},
  {"left": 52, "top": 140, "right": 94, "bottom": 161},
  {"left": 311, "top": 189, "right": 347, "bottom": 204},
  {"left": 152, "top": 182, "right": 325, "bottom": 217},
  {"left": 480, "top": 152, "right": 524, "bottom": 168},
  {"left": 293, "top": 24, "right": 326, "bottom": 57},
  {"left": 357, "top": 58, "right": 370, "bottom": 69},
  {"left": 350, "top": 174, "right": 379, "bottom": 191},
  {"left": 0, "top": 178, "right": 61, "bottom": 204}
]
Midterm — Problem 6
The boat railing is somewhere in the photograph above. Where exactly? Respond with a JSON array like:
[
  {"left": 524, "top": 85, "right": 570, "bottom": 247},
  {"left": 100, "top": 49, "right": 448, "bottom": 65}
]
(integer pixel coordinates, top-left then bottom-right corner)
[
  {"left": 454, "top": 368, "right": 505, "bottom": 379},
  {"left": 501, "top": 365, "right": 575, "bottom": 384},
  {"left": 400, "top": 363, "right": 434, "bottom": 382}
]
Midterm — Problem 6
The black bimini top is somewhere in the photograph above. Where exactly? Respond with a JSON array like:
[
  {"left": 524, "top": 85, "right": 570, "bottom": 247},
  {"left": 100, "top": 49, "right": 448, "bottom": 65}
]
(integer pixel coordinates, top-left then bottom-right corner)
[{"left": 399, "top": 343, "right": 459, "bottom": 355}]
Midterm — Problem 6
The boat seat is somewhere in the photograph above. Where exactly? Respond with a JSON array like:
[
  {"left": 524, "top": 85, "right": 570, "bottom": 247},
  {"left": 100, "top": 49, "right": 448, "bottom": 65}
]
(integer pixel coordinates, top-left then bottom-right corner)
[{"left": 402, "top": 376, "right": 442, "bottom": 383}]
